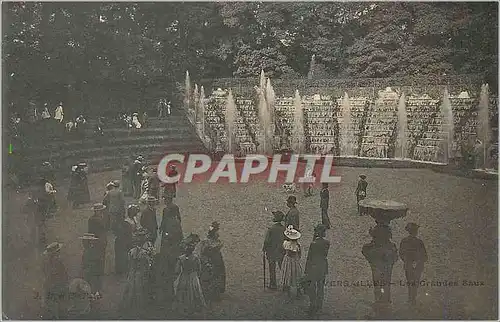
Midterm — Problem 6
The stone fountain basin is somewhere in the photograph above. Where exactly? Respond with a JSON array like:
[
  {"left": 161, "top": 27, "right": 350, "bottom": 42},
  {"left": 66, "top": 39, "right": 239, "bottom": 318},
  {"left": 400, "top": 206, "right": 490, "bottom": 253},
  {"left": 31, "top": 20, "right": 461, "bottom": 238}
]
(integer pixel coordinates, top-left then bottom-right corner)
[{"left": 359, "top": 199, "right": 408, "bottom": 223}]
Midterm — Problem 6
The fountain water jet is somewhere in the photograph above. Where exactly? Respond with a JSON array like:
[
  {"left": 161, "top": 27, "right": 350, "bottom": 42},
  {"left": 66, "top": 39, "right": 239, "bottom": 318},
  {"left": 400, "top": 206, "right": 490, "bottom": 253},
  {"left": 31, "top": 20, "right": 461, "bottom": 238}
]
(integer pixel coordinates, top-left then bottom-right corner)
[
  {"left": 341, "top": 92, "right": 355, "bottom": 156},
  {"left": 440, "top": 88, "right": 454, "bottom": 164},
  {"left": 256, "top": 86, "right": 269, "bottom": 154},
  {"left": 307, "top": 54, "right": 316, "bottom": 80},
  {"left": 225, "top": 89, "right": 237, "bottom": 154},
  {"left": 199, "top": 85, "right": 206, "bottom": 138},
  {"left": 292, "top": 90, "right": 305, "bottom": 154},
  {"left": 395, "top": 93, "right": 407, "bottom": 159},
  {"left": 477, "top": 84, "right": 491, "bottom": 169},
  {"left": 266, "top": 78, "right": 276, "bottom": 152},
  {"left": 184, "top": 71, "right": 191, "bottom": 111},
  {"left": 193, "top": 84, "right": 199, "bottom": 123}
]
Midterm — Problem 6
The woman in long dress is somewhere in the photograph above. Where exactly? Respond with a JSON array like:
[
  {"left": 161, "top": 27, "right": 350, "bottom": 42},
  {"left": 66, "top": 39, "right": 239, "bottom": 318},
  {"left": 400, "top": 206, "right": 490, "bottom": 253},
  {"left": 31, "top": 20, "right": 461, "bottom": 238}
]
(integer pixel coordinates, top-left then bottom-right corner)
[
  {"left": 120, "top": 229, "right": 155, "bottom": 318},
  {"left": 114, "top": 205, "right": 139, "bottom": 275},
  {"left": 174, "top": 235, "right": 206, "bottom": 315},
  {"left": 280, "top": 225, "right": 304, "bottom": 298},
  {"left": 67, "top": 163, "right": 90, "bottom": 209},
  {"left": 199, "top": 221, "right": 226, "bottom": 302}
]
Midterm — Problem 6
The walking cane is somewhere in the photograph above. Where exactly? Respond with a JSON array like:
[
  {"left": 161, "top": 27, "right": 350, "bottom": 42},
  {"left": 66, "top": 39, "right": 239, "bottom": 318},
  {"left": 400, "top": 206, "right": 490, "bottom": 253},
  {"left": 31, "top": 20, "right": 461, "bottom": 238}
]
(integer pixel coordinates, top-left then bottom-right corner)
[{"left": 262, "top": 251, "right": 266, "bottom": 289}]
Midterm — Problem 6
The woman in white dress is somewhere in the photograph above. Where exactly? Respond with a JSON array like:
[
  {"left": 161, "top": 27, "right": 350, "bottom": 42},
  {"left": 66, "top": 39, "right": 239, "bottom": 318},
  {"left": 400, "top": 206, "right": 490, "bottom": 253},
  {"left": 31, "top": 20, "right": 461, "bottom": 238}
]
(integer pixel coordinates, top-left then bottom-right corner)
[{"left": 280, "top": 225, "right": 303, "bottom": 298}]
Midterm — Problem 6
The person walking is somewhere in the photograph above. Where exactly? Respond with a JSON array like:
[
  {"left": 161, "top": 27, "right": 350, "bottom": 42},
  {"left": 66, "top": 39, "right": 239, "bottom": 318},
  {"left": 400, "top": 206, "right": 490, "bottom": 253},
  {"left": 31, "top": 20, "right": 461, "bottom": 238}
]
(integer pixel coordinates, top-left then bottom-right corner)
[
  {"left": 115, "top": 204, "right": 140, "bottom": 275},
  {"left": 174, "top": 234, "right": 206, "bottom": 316},
  {"left": 42, "top": 242, "right": 68, "bottom": 319},
  {"left": 262, "top": 211, "right": 286, "bottom": 290},
  {"left": 284, "top": 196, "right": 300, "bottom": 230},
  {"left": 199, "top": 221, "right": 226, "bottom": 302},
  {"left": 280, "top": 225, "right": 303, "bottom": 298},
  {"left": 319, "top": 183, "right": 331, "bottom": 229},
  {"left": 399, "top": 223, "right": 428, "bottom": 306},
  {"left": 88, "top": 203, "right": 108, "bottom": 289},
  {"left": 140, "top": 197, "right": 159, "bottom": 244},
  {"left": 102, "top": 180, "right": 125, "bottom": 234},
  {"left": 80, "top": 233, "right": 102, "bottom": 298},
  {"left": 304, "top": 224, "right": 330, "bottom": 317},
  {"left": 67, "top": 163, "right": 90, "bottom": 209},
  {"left": 355, "top": 175, "right": 368, "bottom": 215}
]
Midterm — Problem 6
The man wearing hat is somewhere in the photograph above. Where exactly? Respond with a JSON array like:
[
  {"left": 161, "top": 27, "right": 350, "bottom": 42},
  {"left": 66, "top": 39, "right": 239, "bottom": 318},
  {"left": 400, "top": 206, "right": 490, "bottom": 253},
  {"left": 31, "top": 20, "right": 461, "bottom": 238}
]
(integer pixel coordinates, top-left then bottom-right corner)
[
  {"left": 42, "top": 242, "right": 68, "bottom": 319},
  {"left": 285, "top": 196, "right": 300, "bottom": 230},
  {"left": 102, "top": 180, "right": 125, "bottom": 234},
  {"left": 355, "top": 175, "right": 368, "bottom": 215},
  {"left": 304, "top": 224, "right": 330, "bottom": 317},
  {"left": 88, "top": 204, "right": 108, "bottom": 283},
  {"left": 399, "top": 223, "right": 428, "bottom": 305},
  {"left": 148, "top": 167, "right": 161, "bottom": 202},
  {"left": 140, "top": 196, "right": 159, "bottom": 244},
  {"left": 80, "top": 233, "right": 102, "bottom": 298},
  {"left": 68, "top": 162, "right": 90, "bottom": 209},
  {"left": 162, "top": 165, "right": 178, "bottom": 201},
  {"left": 319, "top": 183, "right": 331, "bottom": 229},
  {"left": 262, "top": 211, "right": 286, "bottom": 290},
  {"left": 131, "top": 157, "right": 143, "bottom": 199}
]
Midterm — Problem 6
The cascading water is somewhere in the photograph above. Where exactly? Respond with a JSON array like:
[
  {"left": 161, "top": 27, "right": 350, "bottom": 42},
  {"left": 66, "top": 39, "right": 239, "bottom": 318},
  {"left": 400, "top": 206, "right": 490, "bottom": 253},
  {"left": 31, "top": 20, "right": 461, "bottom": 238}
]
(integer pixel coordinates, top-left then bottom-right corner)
[
  {"left": 184, "top": 71, "right": 191, "bottom": 111},
  {"left": 266, "top": 78, "right": 276, "bottom": 152},
  {"left": 259, "top": 70, "right": 266, "bottom": 91},
  {"left": 256, "top": 86, "right": 269, "bottom": 154},
  {"left": 193, "top": 84, "right": 199, "bottom": 123},
  {"left": 477, "top": 84, "right": 491, "bottom": 169},
  {"left": 341, "top": 92, "right": 354, "bottom": 156},
  {"left": 440, "top": 88, "right": 454, "bottom": 163},
  {"left": 292, "top": 90, "right": 305, "bottom": 154},
  {"left": 225, "top": 89, "right": 237, "bottom": 154},
  {"left": 199, "top": 85, "right": 206, "bottom": 137},
  {"left": 395, "top": 93, "right": 408, "bottom": 159}
]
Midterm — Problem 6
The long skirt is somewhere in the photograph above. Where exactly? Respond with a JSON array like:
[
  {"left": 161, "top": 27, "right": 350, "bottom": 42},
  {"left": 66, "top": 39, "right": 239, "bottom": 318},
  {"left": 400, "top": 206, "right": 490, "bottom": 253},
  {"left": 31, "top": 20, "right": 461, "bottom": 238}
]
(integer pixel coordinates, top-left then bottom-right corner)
[
  {"left": 174, "top": 272, "right": 206, "bottom": 313},
  {"left": 120, "top": 268, "right": 150, "bottom": 317},
  {"left": 280, "top": 254, "right": 303, "bottom": 294},
  {"left": 200, "top": 252, "right": 226, "bottom": 300}
]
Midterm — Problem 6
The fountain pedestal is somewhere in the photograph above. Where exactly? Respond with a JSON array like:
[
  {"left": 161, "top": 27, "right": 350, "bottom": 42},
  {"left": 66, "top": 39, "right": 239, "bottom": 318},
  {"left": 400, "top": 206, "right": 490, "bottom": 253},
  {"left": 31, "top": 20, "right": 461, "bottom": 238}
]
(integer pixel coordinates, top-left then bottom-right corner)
[{"left": 359, "top": 199, "right": 408, "bottom": 317}]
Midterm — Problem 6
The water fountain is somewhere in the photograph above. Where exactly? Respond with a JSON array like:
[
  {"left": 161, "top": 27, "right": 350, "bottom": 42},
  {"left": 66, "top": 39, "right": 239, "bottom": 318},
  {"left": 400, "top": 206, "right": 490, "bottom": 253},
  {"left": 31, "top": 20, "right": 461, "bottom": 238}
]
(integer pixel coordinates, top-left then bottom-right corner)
[
  {"left": 184, "top": 70, "right": 191, "bottom": 111},
  {"left": 307, "top": 54, "right": 316, "bottom": 80},
  {"left": 292, "top": 90, "right": 305, "bottom": 154},
  {"left": 225, "top": 89, "right": 237, "bottom": 154},
  {"left": 341, "top": 92, "right": 355, "bottom": 156},
  {"left": 477, "top": 84, "right": 491, "bottom": 169},
  {"left": 440, "top": 88, "right": 454, "bottom": 163},
  {"left": 199, "top": 85, "right": 206, "bottom": 137},
  {"left": 266, "top": 78, "right": 276, "bottom": 152},
  {"left": 395, "top": 93, "right": 407, "bottom": 159},
  {"left": 193, "top": 84, "right": 199, "bottom": 123},
  {"left": 259, "top": 69, "right": 266, "bottom": 91}
]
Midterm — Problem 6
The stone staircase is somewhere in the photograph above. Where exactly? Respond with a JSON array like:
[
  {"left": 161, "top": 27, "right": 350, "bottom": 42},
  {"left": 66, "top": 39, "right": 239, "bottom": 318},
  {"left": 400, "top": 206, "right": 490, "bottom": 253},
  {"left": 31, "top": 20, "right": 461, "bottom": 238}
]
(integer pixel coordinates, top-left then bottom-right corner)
[{"left": 24, "top": 113, "right": 207, "bottom": 175}]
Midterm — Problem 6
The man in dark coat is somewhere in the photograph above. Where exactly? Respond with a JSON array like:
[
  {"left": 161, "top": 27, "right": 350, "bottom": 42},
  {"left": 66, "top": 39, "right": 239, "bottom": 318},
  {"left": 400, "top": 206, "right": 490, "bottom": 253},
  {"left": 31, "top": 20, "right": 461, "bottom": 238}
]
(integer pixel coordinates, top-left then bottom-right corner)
[
  {"left": 157, "top": 195, "right": 183, "bottom": 302},
  {"left": 102, "top": 180, "right": 125, "bottom": 234},
  {"left": 162, "top": 165, "right": 178, "bottom": 201},
  {"left": 304, "top": 224, "right": 330, "bottom": 317},
  {"left": 42, "top": 242, "right": 69, "bottom": 319},
  {"left": 355, "top": 175, "right": 368, "bottom": 215},
  {"left": 319, "top": 183, "right": 331, "bottom": 229},
  {"left": 88, "top": 203, "right": 108, "bottom": 287},
  {"left": 262, "top": 211, "right": 286, "bottom": 290},
  {"left": 148, "top": 168, "right": 161, "bottom": 203},
  {"left": 130, "top": 157, "right": 143, "bottom": 199},
  {"left": 140, "top": 196, "right": 158, "bottom": 244},
  {"left": 80, "top": 233, "right": 102, "bottom": 296},
  {"left": 399, "top": 223, "right": 428, "bottom": 305},
  {"left": 68, "top": 162, "right": 90, "bottom": 209},
  {"left": 284, "top": 196, "right": 300, "bottom": 230}
]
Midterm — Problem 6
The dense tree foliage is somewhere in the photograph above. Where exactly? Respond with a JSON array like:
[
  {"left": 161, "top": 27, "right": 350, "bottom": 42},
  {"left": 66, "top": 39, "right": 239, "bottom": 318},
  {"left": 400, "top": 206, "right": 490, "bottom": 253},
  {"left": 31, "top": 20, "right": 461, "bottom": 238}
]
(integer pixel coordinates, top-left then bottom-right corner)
[{"left": 3, "top": 2, "right": 497, "bottom": 115}]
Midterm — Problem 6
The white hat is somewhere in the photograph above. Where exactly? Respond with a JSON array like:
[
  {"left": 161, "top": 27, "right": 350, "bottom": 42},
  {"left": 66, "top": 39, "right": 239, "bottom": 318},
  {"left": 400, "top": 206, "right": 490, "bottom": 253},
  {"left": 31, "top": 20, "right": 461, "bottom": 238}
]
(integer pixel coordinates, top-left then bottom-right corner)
[{"left": 284, "top": 225, "right": 301, "bottom": 240}]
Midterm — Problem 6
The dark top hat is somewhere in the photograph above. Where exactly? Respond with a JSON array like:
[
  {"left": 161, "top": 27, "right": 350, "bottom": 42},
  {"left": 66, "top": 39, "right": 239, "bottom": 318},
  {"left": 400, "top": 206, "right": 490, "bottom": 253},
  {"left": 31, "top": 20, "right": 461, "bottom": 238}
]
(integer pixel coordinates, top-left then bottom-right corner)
[
  {"left": 314, "top": 224, "right": 328, "bottom": 234},
  {"left": 286, "top": 196, "right": 297, "bottom": 204},
  {"left": 359, "top": 175, "right": 367, "bottom": 179},
  {"left": 405, "top": 222, "right": 420, "bottom": 232},
  {"left": 272, "top": 211, "right": 285, "bottom": 222}
]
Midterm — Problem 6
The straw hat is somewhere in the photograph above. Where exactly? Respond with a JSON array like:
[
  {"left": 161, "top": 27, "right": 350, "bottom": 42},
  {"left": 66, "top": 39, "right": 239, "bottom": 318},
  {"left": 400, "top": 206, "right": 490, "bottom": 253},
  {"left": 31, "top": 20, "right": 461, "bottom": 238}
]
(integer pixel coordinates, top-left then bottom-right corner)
[
  {"left": 78, "top": 162, "right": 87, "bottom": 167},
  {"left": 106, "top": 182, "right": 114, "bottom": 189},
  {"left": 112, "top": 180, "right": 120, "bottom": 187},
  {"left": 43, "top": 242, "right": 63, "bottom": 255},
  {"left": 284, "top": 225, "right": 301, "bottom": 240},
  {"left": 92, "top": 203, "right": 106, "bottom": 211},
  {"left": 359, "top": 175, "right": 367, "bottom": 179},
  {"left": 146, "top": 196, "right": 158, "bottom": 203},
  {"left": 79, "top": 233, "right": 99, "bottom": 240}
]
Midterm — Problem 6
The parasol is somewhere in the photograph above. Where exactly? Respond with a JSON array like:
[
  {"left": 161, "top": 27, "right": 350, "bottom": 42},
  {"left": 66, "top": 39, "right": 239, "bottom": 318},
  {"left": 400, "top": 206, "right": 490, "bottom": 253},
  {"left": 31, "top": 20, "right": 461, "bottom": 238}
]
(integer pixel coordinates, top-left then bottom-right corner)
[{"left": 358, "top": 199, "right": 408, "bottom": 225}]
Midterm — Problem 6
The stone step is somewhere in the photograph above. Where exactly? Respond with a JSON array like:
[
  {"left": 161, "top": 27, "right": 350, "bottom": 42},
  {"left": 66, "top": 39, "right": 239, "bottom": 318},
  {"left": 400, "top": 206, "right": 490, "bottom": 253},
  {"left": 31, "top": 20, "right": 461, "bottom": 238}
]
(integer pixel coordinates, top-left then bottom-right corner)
[
  {"left": 27, "top": 133, "right": 201, "bottom": 154},
  {"left": 30, "top": 141, "right": 207, "bottom": 161}
]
